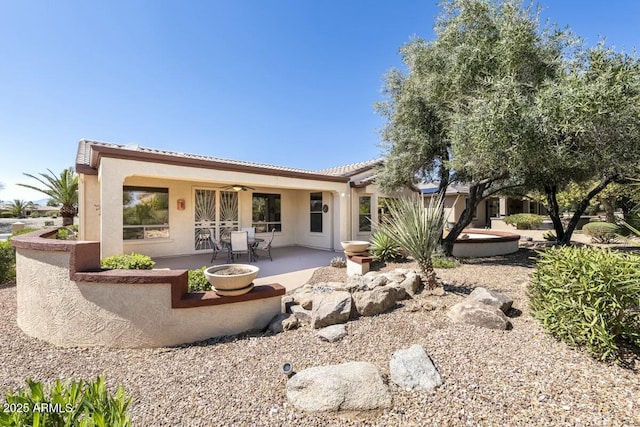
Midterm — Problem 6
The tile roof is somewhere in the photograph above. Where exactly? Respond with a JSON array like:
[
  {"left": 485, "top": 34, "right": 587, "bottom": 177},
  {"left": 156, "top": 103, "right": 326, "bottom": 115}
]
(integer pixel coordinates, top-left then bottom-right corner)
[
  {"left": 76, "top": 140, "right": 382, "bottom": 181},
  {"left": 314, "top": 159, "right": 383, "bottom": 177}
]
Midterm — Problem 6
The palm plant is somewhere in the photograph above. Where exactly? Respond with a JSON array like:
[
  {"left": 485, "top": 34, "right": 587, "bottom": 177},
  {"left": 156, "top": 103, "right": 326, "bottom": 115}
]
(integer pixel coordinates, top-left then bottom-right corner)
[
  {"left": 18, "top": 168, "right": 78, "bottom": 226},
  {"left": 381, "top": 194, "right": 447, "bottom": 289},
  {"left": 9, "top": 199, "right": 31, "bottom": 218}
]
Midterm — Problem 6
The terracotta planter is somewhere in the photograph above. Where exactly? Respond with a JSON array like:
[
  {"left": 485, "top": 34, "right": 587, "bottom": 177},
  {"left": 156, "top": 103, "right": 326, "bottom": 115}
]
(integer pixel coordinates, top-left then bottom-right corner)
[
  {"left": 340, "top": 240, "right": 370, "bottom": 253},
  {"left": 204, "top": 264, "right": 260, "bottom": 296}
]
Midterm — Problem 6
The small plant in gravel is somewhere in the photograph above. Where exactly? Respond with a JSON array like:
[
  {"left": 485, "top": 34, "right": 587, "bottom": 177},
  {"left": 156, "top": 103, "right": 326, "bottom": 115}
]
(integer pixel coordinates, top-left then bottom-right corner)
[
  {"left": 542, "top": 230, "right": 556, "bottom": 241},
  {"left": 503, "top": 213, "right": 544, "bottom": 230},
  {"left": 0, "top": 240, "right": 16, "bottom": 284},
  {"left": 0, "top": 376, "right": 132, "bottom": 426},
  {"left": 369, "top": 228, "right": 403, "bottom": 262},
  {"left": 188, "top": 266, "right": 212, "bottom": 292},
  {"left": 431, "top": 255, "right": 459, "bottom": 269},
  {"left": 330, "top": 257, "right": 346, "bottom": 268},
  {"left": 529, "top": 246, "right": 640, "bottom": 362},
  {"left": 582, "top": 221, "right": 621, "bottom": 243},
  {"left": 101, "top": 253, "right": 155, "bottom": 270}
]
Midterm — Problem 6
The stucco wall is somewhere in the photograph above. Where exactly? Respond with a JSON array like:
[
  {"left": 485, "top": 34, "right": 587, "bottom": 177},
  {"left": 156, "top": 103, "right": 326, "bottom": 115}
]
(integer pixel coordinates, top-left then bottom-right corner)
[{"left": 13, "top": 230, "right": 284, "bottom": 348}]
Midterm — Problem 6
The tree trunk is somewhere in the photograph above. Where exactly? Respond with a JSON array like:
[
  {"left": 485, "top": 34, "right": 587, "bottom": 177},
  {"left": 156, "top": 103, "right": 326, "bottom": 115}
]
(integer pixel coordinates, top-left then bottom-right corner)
[
  {"left": 544, "top": 185, "right": 565, "bottom": 242},
  {"left": 555, "top": 175, "right": 619, "bottom": 245},
  {"left": 442, "top": 183, "right": 481, "bottom": 256},
  {"left": 60, "top": 204, "right": 76, "bottom": 227},
  {"left": 600, "top": 196, "right": 616, "bottom": 223}
]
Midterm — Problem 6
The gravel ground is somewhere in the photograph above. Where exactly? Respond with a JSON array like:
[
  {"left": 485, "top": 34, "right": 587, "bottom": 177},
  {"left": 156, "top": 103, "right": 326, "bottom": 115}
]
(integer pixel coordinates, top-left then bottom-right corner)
[{"left": 1, "top": 247, "right": 639, "bottom": 426}]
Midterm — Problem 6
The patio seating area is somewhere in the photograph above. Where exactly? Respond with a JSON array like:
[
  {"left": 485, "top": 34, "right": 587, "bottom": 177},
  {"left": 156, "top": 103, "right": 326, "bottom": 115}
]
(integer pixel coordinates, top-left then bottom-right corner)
[{"left": 152, "top": 246, "right": 341, "bottom": 291}]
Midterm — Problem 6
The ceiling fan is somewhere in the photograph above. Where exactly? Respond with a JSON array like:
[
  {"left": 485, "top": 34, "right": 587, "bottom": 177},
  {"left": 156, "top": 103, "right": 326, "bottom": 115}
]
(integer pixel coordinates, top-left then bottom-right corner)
[{"left": 221, "top": 184, "right": 255, "bottom": 192}]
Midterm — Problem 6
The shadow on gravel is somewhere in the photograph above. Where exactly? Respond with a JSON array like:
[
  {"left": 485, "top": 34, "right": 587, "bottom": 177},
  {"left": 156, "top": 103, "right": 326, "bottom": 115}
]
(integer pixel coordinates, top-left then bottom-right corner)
[{"left": 459, "top": 248, "right": 538, "bottom": 268}]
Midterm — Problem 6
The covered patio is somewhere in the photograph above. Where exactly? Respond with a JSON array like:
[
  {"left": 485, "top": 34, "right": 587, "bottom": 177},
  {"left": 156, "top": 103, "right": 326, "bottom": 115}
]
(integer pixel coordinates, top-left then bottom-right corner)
[{"left": 152, "top": 246, "right": 341, "bottom": 291}]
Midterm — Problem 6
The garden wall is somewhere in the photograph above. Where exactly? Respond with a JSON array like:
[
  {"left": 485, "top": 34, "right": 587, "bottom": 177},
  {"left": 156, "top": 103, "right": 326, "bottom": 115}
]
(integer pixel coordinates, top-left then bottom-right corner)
[{"left": 11, "top": 230, "right": 284, "bottom": 348}]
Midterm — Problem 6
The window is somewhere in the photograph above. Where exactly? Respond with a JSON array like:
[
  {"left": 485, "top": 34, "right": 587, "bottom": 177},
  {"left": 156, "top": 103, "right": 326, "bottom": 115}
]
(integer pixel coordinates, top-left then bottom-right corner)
[
  {"left": 123, "top": 186, "right": 169, "bottom": 240},
  {"left": 252, "top": 193, "right": 282, "bottom": 232},
  {"left": 359, "top": 196, "right": 371, "bottom": 232},
  {"left": 310, "top": 192, "right": 323, "bottom": 232}
]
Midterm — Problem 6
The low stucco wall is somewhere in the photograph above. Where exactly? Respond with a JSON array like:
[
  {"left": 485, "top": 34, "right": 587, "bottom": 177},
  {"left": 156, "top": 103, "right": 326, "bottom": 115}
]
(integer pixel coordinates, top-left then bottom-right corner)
[
  {"left": 452, "top": 229, "right": 520, "bottom": 258},
  {"left": 12, "top": 230, "right": 284, "bottom": 348}
]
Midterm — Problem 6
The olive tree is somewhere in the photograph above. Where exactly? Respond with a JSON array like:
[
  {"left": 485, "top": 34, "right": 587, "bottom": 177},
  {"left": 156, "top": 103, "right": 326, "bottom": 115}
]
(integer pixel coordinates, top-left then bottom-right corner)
[{"left": 376, "top": 0, "right": 565, "bottom": 255}]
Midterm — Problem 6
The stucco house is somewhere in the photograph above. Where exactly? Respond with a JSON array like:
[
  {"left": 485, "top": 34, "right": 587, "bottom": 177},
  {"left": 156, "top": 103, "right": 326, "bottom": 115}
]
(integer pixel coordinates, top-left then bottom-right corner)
[
  {"left": 419, "top": 182, "right": 547, "bottom": 228},
  {"left": 75, "top": 139, "right": 411, "bottom": 258}
]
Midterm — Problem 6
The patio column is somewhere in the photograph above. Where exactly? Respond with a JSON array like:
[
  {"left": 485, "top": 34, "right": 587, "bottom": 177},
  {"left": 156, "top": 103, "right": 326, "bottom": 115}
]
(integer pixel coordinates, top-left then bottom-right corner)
[{"left": 499, "top": 197, "right": 508, "bottom": 217}]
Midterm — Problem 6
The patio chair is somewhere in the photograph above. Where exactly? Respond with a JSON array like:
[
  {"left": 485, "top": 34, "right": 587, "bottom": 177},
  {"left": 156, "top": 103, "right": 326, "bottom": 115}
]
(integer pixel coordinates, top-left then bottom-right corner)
[
  {"left": 254, "top": 228, "right": 275, "bottom": 261},
  {"left": 228, "top": 231, "right": 252, "bottom": 263},
  {"left": 208, "top": 228, "right": 223, "bottom": 262},
  {"left": 241, "top": 227, "right": 256, "bottom": 239}
]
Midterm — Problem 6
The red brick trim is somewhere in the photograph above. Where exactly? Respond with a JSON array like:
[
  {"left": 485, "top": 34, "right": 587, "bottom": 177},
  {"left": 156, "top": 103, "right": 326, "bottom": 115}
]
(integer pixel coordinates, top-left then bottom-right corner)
[
  {"left": 11, "top": 229, "right": 284, "bottom": 309},
  {"left": 345, "top": 254, "right": 374, "bottom": 264}
]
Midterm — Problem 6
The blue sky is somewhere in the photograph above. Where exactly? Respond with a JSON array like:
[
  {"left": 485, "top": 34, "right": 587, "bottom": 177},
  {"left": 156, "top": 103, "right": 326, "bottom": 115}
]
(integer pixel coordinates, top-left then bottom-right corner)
[{"left": 0, "top": 1, "right": 638, "bottom": 202}]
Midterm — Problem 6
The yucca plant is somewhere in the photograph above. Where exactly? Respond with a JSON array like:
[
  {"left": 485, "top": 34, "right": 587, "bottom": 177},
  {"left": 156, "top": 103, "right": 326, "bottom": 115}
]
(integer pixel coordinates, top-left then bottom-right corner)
[{"left": 379, "top": 194, "right": 446, "bottom": 289}]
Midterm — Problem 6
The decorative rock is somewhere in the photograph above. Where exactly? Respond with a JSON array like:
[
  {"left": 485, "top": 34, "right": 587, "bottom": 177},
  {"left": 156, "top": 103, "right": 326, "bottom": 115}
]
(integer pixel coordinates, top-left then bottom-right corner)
[
  {"left": 290, "top": 305, "right": 312, "bottom": 324},
  {"left": 353, "top": 286, "right": 400, "bottom": 317},
  {"left": 383, "top": 271, "right": 406, "bottom": 283},
  {"left": 317, "top": 324, "right": 347, "bottom": 342},
  {"left": 390, "top": 344, "right": 442, "bottom": 391},
  {"left": 404, "top": 299, "right": 436, "bottom": 312},
  {"left": 399, "top": 272, "right": 422, "bottom": 296},
  {"left": 293, "top": 293, "right": 313, "bottom": 310},
  {"left": 447, "top": 300, "right": 512, "bottom": 330},
  {"left": 267, "top": 313, "right": 299, "bottom": 334},
  {"left": 286, "top": 362, "right": 392, "bottom": 412},
  {"left": 312, "top": 291, "right": 353, "bottom": 329},
  {"left": 468, "top": 287, "right": 513, "bottom": 313},
  {"left": 368, "top": 275, "right": 389, "bottom": 289}
]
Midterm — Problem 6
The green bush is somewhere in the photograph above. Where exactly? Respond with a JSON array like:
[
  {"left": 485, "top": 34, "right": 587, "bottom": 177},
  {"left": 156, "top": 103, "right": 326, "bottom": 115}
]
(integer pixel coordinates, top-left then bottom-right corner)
[
  {"left": 188, "top": 266, "right": 211, "bottom": 292},
  {"left": 0, "top": 376, "right": 131, "bottom": 426},
  {"left": 582, "top": 221, "right": 620, "bottom": 243},
  {"left": 11, "top": 228, "right": 39, "bottom": 237},
  {"left": 432, "top": 255, "right": 459, "bottom": 269},
  {"left": 0, "top": 212, "right": 13, "bottom": 218},
  {"left": 45, "top": 211, "right": 59, "bottom": 217},
  {"left": 369, "top": 229, "right": 403, "bottom": 262},
  {"left": 0, "top": 240, "right": 16, "bottom": 284},
  {"left": 529, "top": 246, "right": 640, "bottom": 362},
  {"left": 542, "top": 230, "right": 556, "bottom": 241},
  {"left": 101, "top": 253, "right": 155, "bottom": 270},
  {"left": 503, "top": 213, "right": 544, "bottom": 229}
]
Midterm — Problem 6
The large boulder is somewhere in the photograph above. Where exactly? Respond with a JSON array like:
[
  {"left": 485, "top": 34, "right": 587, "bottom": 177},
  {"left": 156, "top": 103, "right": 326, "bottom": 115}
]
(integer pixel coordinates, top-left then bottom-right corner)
[
  {"left": 468, "top": 287, "right": 513, "bottom": 313},
  {"left": 286, "top": 362, "right": 392, "bottom": 412},
  {"left": 390, "top": 344, "right": 442, "bottom": 391},
  {"left": 312, "top": 291, "right": 353, "bottom": 329},
  {"left": 352, "top": 286, "right": 400, "bottom": 317},
  {"left": 447, "top": 300, "right": 512, "bottom": 330}
]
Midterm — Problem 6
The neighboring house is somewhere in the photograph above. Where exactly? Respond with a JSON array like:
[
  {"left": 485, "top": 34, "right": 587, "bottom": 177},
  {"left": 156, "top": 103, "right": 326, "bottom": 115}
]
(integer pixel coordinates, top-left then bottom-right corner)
[
  {"left": 419, "top": 182, "right": 547, "bottom": 228},
  {"left": 75, "top": 140, "right": 412, "bottom": 258}
]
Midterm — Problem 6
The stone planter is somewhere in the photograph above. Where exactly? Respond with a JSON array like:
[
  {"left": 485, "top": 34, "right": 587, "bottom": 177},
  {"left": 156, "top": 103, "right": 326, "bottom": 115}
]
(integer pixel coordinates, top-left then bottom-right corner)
[
  {"left": 340, "top": 240, "right": 370, "bottom": 254},
  {"left": 204, "top": 264, "right": 260, "bottom": 296}
]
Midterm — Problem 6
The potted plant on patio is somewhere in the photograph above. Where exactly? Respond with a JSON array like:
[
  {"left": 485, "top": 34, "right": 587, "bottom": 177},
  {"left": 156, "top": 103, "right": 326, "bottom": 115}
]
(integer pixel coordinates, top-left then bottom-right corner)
[{"left": 204, "top": 264, "right": 260, "bottom": 296}]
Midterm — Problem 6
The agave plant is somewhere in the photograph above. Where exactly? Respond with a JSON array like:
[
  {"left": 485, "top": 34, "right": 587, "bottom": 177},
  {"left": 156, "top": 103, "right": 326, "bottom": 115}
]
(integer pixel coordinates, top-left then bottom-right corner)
[
  {"left": 369, "top": 228, "right": 402, "bottom": 262},
  {"left": 381, "top": 194, "right": 446, "bottom": 289}
]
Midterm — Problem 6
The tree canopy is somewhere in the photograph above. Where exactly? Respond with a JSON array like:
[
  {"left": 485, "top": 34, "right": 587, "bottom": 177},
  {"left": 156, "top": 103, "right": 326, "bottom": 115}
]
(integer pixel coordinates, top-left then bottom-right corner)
[{"left": 376, "top": 0, "right": 640, "bottom": 251}]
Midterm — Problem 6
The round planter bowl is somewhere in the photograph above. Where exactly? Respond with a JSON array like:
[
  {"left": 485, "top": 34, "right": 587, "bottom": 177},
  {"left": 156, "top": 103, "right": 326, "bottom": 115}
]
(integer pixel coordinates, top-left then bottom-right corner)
[
  {"left": 204, "top": 264, "right": 260, "bottom": 293},
  {"left": 340, "top": 240, "right": 370, "bottom": 253}
]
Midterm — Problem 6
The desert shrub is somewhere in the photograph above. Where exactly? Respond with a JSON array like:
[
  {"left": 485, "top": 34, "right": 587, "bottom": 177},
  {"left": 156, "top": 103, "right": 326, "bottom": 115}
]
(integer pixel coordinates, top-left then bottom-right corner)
[
  {"left": 0, "top": 376, "right": 131, "bottom": 426},
  {"left": 0, "top": 212, "right": 13, "bottom": 218},
  {"left": 529, "top": 246, "right": 640, "bottom": 362},
  {"left": 29, "top": 211, "right": 41, "bottom": 218},
  {"left": 0, "top": 240, "right": 16, "bottom": 284},
  {"left": 56, "top": 226, "right": 78, "bottom": 240},
  {"left": 542, "top": 230, "right": 556, "bottom": 241},
  {"left": 369, "top": 229, "right": 402, "bottom": 262},
  {"left": 431, "top": 255, "right": 459, "bottom": 269},
  {"left": 582, "top": 221, "right": 620, "bottom": 243},
  {"left": 188, "top": 266, "right": 211, "bottom": 292},
  {"left": 503, "top": 213, "right": 544, "bottom": 229},
  {"left": 45, "top": 211, "right": 59, "bottom": 217},
  {"left": 101, "top": 253, "right": 155, "bottom": 270},
  {"left": 330, "top": 257, "right": 346, "bottom": 268}
]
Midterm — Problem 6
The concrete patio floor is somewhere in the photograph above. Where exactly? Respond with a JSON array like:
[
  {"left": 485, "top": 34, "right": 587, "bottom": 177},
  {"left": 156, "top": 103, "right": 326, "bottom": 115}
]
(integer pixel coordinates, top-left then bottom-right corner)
[{"left": 152, "top": 246, "right": 341, "bottom": 291}]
